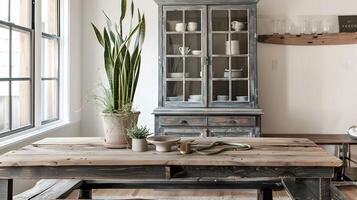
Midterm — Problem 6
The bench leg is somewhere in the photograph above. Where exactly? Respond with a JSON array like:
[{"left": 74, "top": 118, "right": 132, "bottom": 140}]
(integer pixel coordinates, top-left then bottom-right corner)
[
  {"left": 257, "top": 189, "right": 273, "bottom": 200},
  {"left": 284, "top": 178, "right": 331, "bottom": 200},
  {"left": 0, "top": 179, "right": 13, "bottom": 200},
  {"left": 79, "top": 189, "right": 92, "bottom": 199}
]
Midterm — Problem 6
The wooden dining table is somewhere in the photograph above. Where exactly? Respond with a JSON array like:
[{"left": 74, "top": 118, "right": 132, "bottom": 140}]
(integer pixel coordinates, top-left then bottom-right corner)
[{"left": 0, "top": 137, "right": 342, "bottom": 200}]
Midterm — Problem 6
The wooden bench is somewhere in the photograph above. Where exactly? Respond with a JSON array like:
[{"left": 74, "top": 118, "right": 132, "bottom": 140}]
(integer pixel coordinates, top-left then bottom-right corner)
[{"left": 14, "top": 179, "right": 82, "bottom": 200}]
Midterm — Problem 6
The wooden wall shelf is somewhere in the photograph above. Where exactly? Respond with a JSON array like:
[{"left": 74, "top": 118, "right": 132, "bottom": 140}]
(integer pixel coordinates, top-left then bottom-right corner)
[{"left": 258, "top": 33, "right": 357, "bottom": 45}]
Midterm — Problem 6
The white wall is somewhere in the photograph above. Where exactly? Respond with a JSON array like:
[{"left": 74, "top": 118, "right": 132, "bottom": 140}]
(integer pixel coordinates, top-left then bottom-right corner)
[
  {"left": 81, "top": 0, "right": 158, "bottom": 136},
  {"left": 257, "top": 0, "right": 357, "bottom": 133},
  {"left": 80, "top": 0, "right": 357, "bottom": 136}
]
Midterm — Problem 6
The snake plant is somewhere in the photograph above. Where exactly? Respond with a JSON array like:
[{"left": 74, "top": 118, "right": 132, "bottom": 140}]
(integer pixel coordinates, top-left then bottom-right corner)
[{"left": 91, "top": 0, "right": 145, "bottom": 113}]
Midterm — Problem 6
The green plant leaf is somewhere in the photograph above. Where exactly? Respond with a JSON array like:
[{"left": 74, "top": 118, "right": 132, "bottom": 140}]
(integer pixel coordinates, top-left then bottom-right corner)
[{"left": 91, "top": 23, "right": 104, "bottom": 47}]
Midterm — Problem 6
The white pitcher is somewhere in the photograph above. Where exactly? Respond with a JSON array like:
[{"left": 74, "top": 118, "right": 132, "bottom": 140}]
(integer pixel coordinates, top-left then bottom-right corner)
[{"left": 231, "top": 21, "right": 244, "bottom": 31}]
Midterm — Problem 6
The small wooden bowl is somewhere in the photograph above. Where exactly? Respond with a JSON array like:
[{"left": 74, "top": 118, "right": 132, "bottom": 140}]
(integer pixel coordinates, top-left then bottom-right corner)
[{"left": 146, "top": 136, "right": 181, "bottom": 152}]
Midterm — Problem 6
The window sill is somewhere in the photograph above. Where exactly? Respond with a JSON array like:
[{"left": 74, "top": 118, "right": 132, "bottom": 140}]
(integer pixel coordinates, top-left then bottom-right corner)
[{"left": 0, "top": 121, "right": 74, "bottom": 151}]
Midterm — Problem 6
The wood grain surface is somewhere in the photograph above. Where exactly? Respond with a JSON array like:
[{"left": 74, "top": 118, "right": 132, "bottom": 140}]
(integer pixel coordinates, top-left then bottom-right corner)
[{"left": 0, "top": 137, "right": 342, "bottom": 167}]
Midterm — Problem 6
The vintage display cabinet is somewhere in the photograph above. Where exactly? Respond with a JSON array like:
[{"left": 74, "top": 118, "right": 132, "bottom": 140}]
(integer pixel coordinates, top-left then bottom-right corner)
[{"left": 153, "top": 0, "right": 263, "bottom": 137}]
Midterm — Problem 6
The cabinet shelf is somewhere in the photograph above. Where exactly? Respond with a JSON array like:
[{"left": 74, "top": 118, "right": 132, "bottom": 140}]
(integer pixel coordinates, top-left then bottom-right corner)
[
  {"left": 212, "top": 31, "right": 248, "bottom": 34},
  {"left": 212, "top": 78, "right": 249, "bottom": 81},
  {"left": 258, "top": 33, "right": 357, "bottom": 45},
  {"left": 166, "top": 31, "right": 201, "bottom": 34},
  {"left": 212, "top": 54, "right": 249, "bottom": 57},
  {"left": 166, "top": 78, "right": 202, "bottom": 81}
]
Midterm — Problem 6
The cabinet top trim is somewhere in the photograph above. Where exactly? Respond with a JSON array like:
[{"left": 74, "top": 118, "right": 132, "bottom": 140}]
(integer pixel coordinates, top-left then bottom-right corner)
[{"left": 154, "top": 0, "right": 259, "bottom": 6}]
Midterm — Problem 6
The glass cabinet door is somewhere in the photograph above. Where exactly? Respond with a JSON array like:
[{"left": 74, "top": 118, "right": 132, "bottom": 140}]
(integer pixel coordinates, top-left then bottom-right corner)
[
  {"left": 209, "top": 6, "right": 254, "bottom": 107},
  {"left": 163, "top": 6, "right": 206, "bottom": 107}
]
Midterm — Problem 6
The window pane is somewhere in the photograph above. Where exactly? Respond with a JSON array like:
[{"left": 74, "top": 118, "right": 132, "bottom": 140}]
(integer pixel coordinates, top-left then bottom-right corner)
[
  {"left": 11, "top": 81, "right": 31, "bottom": 129},
  {"left": 42, "top": 38, "right": 58, "bottom": 78},
  {"left": 0, "top": 26, "right": 9, "bottom": 78},
  {"left": 0, "top": 81, "right": 9, "bottom": 133},
  {"left": 12, "top": 29, "right": 31, "bottom": 78},
  {"left": 0, "top": 0, "right": 9, "bottom": 22},
  {"left": 10, "top": 0, "right": 32, "bottom": 28},
  {"left": 42, "top": 0, "right": 58, "bottom": 35},
  {"left": 42, "top": 80, "right": 58, "bottom": 121}
]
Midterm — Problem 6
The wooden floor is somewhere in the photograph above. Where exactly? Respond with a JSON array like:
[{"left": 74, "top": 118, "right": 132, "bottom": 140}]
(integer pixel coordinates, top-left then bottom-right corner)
[{"left": 66, "top": 189, "right": 290, "bottom": 200}]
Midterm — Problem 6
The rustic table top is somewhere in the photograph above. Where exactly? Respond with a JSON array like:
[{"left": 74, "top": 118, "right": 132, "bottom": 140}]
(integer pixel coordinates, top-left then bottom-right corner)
[
  {"left": 263, "top": 133, "right": 357, "bottom": 145},
  {"left": 0, "top": 137, "right": 342, "bottom": 168}
]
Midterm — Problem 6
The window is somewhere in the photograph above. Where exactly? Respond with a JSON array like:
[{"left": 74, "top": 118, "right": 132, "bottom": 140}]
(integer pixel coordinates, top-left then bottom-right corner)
[
  {"left": 0, "top": 0, "right": 62, "bottom": 137},
  {"left": 41, "top": 0, "right": 60, "bottom": 124},
  {"left": 0, "top": 0, "right": 34, "bottom": 135}
]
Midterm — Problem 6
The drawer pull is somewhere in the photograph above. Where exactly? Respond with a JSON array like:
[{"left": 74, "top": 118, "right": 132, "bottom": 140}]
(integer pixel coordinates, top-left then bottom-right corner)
[
  {"left": 180, "top": 120, "right": 188, "bottom": 125},
  {"left": 229, "top": 120, "right": 237, "bottom": 124}
]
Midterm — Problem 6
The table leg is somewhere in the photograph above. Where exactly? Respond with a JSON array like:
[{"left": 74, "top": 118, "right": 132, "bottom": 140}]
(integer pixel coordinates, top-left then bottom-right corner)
[
  {"left": 257, "top": 188, "right": 273, "bottom": 200},
  {"left": 0, "top": 179, "right": 13, "bottom": 200},
  {"left": 283, "top": 178, "right": 331, "bottom": 200},
  {"left": 79, "top": 189, "right": 92, "bottom": 199}
]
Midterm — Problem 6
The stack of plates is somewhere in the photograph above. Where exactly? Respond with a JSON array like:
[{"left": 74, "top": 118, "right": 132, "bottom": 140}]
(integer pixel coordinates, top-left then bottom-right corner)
[
  {"left": 217, "top": 95, "right": 229, "bottom": 102},
  {"left": 188, "top": 95, "right": 202, "bottom": 102},
  {"left": 224, "top": 68, "right": 243, "bottom": 78},
  {"left": 236, "top": 96, "right": 248, "bottom": 102},
  {"left": 167, "top": 96, "right": 183, "bottom": 101}
]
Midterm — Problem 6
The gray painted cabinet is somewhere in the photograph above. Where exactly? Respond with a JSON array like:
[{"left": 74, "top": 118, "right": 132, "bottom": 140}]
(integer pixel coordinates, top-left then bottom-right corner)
[{"left": 153, "top": 0, "right": 262, "bottom": 137}]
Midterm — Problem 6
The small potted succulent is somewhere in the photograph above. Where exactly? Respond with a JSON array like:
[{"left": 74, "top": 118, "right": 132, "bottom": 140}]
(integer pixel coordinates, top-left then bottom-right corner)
[{"left": 127, "top": 126, "right": 150, "bottom": 152}]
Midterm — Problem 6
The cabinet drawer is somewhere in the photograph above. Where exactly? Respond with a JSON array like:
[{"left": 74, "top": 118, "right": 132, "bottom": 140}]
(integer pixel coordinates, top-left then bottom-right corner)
[
  {"left": 208, "top": 116, "right": 256, "bottom": 127},
  {"left": 159, "top": 116, "right": 207, "bottom": 127},
  {"left": 160, "top": 128, "right": 207, "bottom": 137},
  {"left": 209, "top": 128, "right": 254, "bottom": 138}
]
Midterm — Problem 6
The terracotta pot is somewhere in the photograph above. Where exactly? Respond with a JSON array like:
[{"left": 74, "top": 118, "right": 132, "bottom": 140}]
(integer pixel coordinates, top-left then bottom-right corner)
[
  {"left": 101, "top": 112, "right": 140, "bottom": 149},
  {"left": 131, "top": 139, "right": 148, "bottom": 152}
]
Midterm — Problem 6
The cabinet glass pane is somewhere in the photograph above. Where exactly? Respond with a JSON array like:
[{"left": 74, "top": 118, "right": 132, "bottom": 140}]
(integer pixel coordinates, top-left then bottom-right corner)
[
  {"left": 232, "top": 80, "right": 249, "bottom": 102},
  {"left": 231, "top": 57, "right": 248, "bottom": 79},
  {"left": 166, "top": 11, "right": 183, "bottom": 32},
  {"left": 185, "top": 34, "right": 201, "bottom": 55},
  {"left": 212, "top": 81, "right": 229, "bottom": 102},
  {"left": 166, "top": 34, "right": 182, "bottom": 55},
  {"left": 212, "top": 10, "right": 228, "bottom": 31},
  {"left": 212, "top": 57, "right": 228, "bottom": 79},
  {"left": 231, "top": 33, "right": 248, "bottom": 55},
  {"left": 166, "top": 81, "right": 183, "bottom": 102},
  {"left": 185, "top": 57, "right": 201, "bottom": 78},
  {"left": 185, "top": 10, "right": 201, "bottom": 32},
  {"left": 185, "top": 81, "right": 201, "bottom": 102},
  {"left": 212, "top": 33, "right": 228, "bottom": 55},
  {"left": 231, "top": 10, "right": 248, "bottom": 31},
  {"left": 167, "top": 57, "right": 183, "bottom": 75}
]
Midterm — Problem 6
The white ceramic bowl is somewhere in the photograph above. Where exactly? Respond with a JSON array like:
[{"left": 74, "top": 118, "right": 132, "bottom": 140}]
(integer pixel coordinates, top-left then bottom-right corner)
[
  {"left": 217, "top": 95, "right": 229, "bottom": 101},
  {"left": 224, "top": 71, "right": 243, "bottom": 78},
  {"left": 168, "top": 73, "right": 189, "bottom": 78},
  {"left": 147, "top": 136, "right": 181, "bottom": 152},
  {"left": 167, "top": 96, "right": 183, "bottom": 101},
  {"left": 236, "top": 96, "right": 249, "bottom": 102},
  {"left": 191, "top": 50, "right": 202, "bottom": 55}
]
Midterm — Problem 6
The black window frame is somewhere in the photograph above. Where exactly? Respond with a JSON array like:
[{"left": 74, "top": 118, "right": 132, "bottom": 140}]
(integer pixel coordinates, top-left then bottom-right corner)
[{"left": 0, "top": 0, "right": 35, "bottom": 137}]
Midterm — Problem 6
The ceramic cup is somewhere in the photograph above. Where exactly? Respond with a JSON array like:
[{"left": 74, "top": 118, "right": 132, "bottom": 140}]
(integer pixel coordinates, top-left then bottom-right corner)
[
  {"left": 231, "top": 21, "right": 244, "bottom": 31},
  {"left": 179, "top": 47, "right": 191, "bottom": 55},
  {"left": 187, "top": 22, "right": 198, "bottom": 31},
  {"left": 175, "top": 23, "right": 186, "bottom": 32},
  {"left": 225, "top": 40, "right": 240, "bottom": 55}
]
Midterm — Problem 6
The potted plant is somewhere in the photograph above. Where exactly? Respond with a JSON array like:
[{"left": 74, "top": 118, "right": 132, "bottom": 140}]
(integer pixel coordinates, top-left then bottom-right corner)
[
  {"left": 127, "top": 125, "right": 150, "bottom": 152},
  {"left": 91, "top": 0, "right": 146, "bottom": 148}
]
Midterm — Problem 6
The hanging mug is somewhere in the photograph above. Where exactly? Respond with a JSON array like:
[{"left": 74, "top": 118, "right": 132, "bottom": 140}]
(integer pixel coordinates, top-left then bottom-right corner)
[
  {"left": 231, "top": 21, "right": 244, "bottom": 31},
  {"left": 179, "top": 47, "right": 191, "bottom": 55}
]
